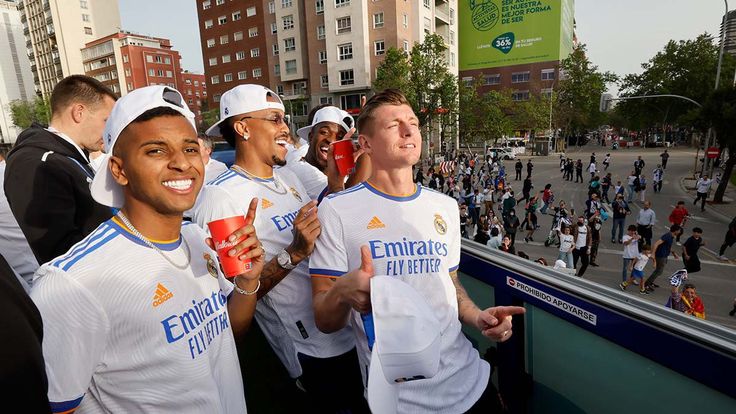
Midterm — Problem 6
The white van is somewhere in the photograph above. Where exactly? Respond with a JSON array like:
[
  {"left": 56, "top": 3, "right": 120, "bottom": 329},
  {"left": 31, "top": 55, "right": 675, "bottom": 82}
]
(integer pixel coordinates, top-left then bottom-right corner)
[{"left": 487, "top": 147, "right": 516, "bottom": 160}]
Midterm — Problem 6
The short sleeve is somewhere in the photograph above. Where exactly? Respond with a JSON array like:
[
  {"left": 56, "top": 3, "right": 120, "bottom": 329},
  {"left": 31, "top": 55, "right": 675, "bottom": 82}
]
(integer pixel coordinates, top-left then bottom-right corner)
[
  {"left": 309, "top": 200, "right": 348, "bottom": 279},
  {"left": 30, "top": 266, "right": 110, "bottom": 412},
  {"left": 191, "top": 185, "right": 247, "bottom": 233}
]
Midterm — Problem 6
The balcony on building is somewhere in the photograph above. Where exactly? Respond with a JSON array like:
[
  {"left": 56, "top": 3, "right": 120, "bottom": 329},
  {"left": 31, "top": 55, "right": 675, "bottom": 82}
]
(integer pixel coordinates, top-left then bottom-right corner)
[
  {"left": 17, "top": 0, "right": 24, "bottom": 10},
  {"left": 43, "top": 0, "right": 50, "bottom": 11},
  {"left": 435, "top": 1, "right": 450, "bottom": 24},
  {"left": 47, "top": 26, "right": 55, "bottom": 38}
]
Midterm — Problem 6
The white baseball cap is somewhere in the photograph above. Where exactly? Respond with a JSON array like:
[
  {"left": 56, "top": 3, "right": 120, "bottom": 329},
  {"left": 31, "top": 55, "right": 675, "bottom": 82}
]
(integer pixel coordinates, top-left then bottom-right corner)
[
  {"left": 90, "top": 85, "right": 196, "bottom": 208},
  {"left": 366, "top": 275, "right": 441, "bottom": 414},
  {"left": 295, "top": 106, "right": 354, "bottom": 142},
  {"left": 205, "top": 84, "right": 285, "bottom": 137}
]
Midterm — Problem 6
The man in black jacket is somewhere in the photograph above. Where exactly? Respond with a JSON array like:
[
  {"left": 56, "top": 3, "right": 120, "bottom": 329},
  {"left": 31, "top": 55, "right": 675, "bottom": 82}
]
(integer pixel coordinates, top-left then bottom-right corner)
[{"left": 4, "top": 75, "right": 116, "bottom": 264}]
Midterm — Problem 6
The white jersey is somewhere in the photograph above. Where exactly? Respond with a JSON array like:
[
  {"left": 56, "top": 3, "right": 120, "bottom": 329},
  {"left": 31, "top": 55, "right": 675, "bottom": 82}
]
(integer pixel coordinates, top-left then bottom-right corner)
[
  {"left": 282, "top": 157, "right": 328, "bottom": 201},
  {"left": 204, "top": 157, "right": 229, "bottom": 184},
  {"left": 634, "top": 253, "right": 650, "bottom": 271},
  {"left": 30, "top": 219, "right": 246, "bottom": 413},
  {"left": 310, "top": 182, "right": 489, "bottom": 413},
  {"left": 0, "top": 161, "right": 39, "bottom": 288},
  {"left": 193, "top": 168, "right": 354, "bottom": 378}
]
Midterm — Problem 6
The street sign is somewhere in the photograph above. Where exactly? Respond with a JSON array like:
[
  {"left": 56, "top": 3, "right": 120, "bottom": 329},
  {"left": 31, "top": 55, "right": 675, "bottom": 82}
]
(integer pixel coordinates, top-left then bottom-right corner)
[{"left": 706, "top": 147, "right": 720, "bottom": 159}]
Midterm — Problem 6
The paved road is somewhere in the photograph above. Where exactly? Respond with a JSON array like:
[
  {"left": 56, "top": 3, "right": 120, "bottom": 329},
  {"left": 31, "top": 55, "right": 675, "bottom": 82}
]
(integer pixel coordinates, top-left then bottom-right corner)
[{"left": 473, "top": 145, "right": 736, "bottom": 330}]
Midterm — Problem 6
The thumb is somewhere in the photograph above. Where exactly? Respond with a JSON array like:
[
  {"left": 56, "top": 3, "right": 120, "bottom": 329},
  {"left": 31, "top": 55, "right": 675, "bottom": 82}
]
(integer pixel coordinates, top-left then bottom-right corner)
[{"left": 359, "top": 245, "right": 374, "bottom": 276}]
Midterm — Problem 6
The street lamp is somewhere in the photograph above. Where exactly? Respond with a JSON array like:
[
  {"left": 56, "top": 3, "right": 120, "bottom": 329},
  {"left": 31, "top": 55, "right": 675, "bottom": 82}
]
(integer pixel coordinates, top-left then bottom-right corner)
[{"left": 702, "top": 0, "right": 729, "bottom": 176}]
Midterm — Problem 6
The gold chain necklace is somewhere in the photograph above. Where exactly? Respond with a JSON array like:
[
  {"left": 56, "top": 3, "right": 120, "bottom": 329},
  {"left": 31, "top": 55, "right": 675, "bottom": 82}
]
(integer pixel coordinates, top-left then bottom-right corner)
[{"left": 230, "top": 164, "right": 288, "bottom": 195}]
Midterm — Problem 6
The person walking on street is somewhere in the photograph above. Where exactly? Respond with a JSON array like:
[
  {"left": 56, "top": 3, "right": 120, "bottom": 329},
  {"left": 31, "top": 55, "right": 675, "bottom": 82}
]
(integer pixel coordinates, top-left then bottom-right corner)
[
  {"left": 636, "top": 200, "right": 657, "bottom": 248},
  {"left": 540, "top": 184, "right": 553, "bottom": 215},
  {"left": 526, "top": 159, "right": 534, "bottom": 177},
  {"left": 503, "top": 209, "right": 520, "bottom": 247},
  {"left": 668, "top": 201, "right": 690, "bottom": 244},
  {"left": 588, "top": 161, "right": 597, "bottom": 179},
  {"left": 611, "top": 193, "right": 631, "bottom": 243},
  {"left": 602, "top": 153, "right": 611, "bottom": 171},
  {"left": 519, "top": 175, "right": 533, "bottom": 204},
  {"left": 565, "top": 158, "right": 574, "bottom": 181},
  {"left": 621, "top": 225, "right": 641, "bottom": 282},
  {"left": 572, "top": 216, "right": 591, "bottom": 277},
  {"left": 523, "top": 195, "right": 539, "bottom": 243},
  {"left": 693, "top": 175, "right": 713, "bottom": 212},
  {"left": 652, "top": 165, "right": 664, "bottom": 193},
  {"left": 620, "top": 243, "right": 652, "bottom": 294},
  {"left": 644, "top": 224, "right": 682, "bottom": 291},
  {"left": 634, "top": 156, "right": 645, "bottom": 176},
  {"left": 601, "top": 173, "right": 612, "bottom": 203},
  {"left": 638, "top": 175, "right": 647, "bottom": 202},
  {"left": 660, "top": 149, "right": 670, "bottom": 169},
  {"left": 682, "top": 227, "right": 704, "bottom": 274},
  {"left": 626, "top": 172, "right": 638, "bottom": 203},
  {"left": 588, "top": 212, "right": 603, "bottom": 267},
  {"left": 557, "top": 225, "right": 575, "bottom": 270},
  {"left": 575, "top": 159, "right": 583, "bottom": 183},
  {"left": 515, "top": 159, "right": 523, "bottom": 180},
  {"left": 718, "top": 216, "right": 736, "bottom": 260},
  {"left": 502, "top": 189, "right": 516, "bottom": 216}
]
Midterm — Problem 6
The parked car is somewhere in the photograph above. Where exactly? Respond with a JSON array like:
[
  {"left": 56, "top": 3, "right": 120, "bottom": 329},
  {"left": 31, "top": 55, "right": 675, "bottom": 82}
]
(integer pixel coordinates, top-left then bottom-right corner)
[{"left": 488, "top": 147, "right": 516, "bottom": 160}]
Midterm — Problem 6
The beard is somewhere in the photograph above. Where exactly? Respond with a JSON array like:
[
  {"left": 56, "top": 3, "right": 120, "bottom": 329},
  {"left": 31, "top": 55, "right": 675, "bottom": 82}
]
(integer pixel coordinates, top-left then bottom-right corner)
[{"left": 272, "top": 155, "right": 286, "bottom": 167}]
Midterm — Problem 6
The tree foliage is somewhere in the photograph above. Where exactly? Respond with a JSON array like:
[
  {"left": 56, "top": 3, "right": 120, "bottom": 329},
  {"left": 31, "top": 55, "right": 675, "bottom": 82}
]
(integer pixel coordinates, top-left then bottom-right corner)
[
  {"left": 458, "top": 78, "right": 515, "bottom": 144},
  {"left": 700, "top": 86, "right": 736, "bottom": 202},
  {"left": 9, "top": 97, "right": 50, "bottom": 129}
]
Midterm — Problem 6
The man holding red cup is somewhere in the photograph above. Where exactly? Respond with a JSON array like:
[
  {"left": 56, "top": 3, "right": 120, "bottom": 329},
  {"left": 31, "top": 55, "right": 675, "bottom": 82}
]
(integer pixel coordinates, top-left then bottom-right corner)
[
  {"left": 192, "top": 84, "right": 367, "bottom": 413},
  {"left": 30, "top": 86, "right": 265, "bottom": 412}
]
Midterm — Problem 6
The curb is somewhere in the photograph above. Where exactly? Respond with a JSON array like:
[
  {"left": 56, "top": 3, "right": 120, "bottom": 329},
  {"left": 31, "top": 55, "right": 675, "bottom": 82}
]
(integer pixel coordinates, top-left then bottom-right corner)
[{"left": 678, "top": 177, "right": 733, "bottom": 223}]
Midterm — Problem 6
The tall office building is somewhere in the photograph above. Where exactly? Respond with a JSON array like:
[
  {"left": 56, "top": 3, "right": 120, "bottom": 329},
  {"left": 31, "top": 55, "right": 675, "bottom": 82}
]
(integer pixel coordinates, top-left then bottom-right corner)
[
  {"left": 196, "top": 0, "right": 458, "bottom": 129},
  {"left": 0, "top": 0, "right": 35, "bottom": 144},
  {"left": 17, "top": 0, "right": 120, "bottom": 97},
  {"left": 722, "top": 9, "right": 736, "bottom": 58}
]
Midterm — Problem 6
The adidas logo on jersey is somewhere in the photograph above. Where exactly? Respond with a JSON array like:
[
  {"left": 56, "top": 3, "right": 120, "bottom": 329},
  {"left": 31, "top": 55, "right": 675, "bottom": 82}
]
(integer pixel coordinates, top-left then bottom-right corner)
[
  {"left": 262, "top": 198, "right": 273, "bottom": 209},
  {"left": 367, "top": 216, "right": 385, "bottom": 229},
  {"left": 153, "top": 283, "right": 174, "bottom": 307}
]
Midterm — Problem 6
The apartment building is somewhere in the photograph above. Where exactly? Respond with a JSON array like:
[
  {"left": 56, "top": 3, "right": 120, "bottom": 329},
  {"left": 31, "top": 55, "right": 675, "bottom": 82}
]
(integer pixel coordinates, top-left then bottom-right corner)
[
  {"left": 180, "top": 70, "right": 208, "bottom": 127},
  {"left": 197, "top": 0, "right": 459, "bottom": 129},
  {"left": 723, "top": 9, "right": 736, "bottom": 58},
  {"left": 17, "top": 0, "right": 120, "bottom": 97},
  {"left": 0, "top": 0, "right": 35, "bottom": 144},
  {"left": 82, "top": 31, "right": 207, "bottom": 127}
]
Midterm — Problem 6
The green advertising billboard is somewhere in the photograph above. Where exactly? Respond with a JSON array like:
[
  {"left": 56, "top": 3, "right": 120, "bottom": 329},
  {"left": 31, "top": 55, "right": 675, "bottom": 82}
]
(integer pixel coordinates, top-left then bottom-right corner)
[{"left": 459, "top": 0, "right": 575, "bottom": 70}]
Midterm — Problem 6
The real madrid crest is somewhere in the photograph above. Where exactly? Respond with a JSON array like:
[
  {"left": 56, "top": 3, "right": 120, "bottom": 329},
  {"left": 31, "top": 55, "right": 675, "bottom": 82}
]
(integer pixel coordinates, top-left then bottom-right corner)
[
  {"left": 434, "top": 214, "right": 447, "bottom": 235},
  {"left": 203, "top": 253, "right": 219, "bottom": 278},
  {"left": 290, "top": 187, "right": 303, "bottom": 202}
]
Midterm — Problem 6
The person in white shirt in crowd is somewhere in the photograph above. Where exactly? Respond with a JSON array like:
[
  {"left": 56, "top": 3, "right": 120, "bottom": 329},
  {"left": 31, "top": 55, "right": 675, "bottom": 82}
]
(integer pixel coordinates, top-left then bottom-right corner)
[
  {"left": 572, "top": 216, "right": 591, "bottom": 277},
  {"left": 557, "top": 224, "right": 575, "bottom": 270},
  {"left": 588, "top": 161, "right": 597, "bottom": 178},
  {"left": 693, "top": 174, "right": 713, "bottom": 212},
  {"left": 652, "top": 164, "right": 664, "bottom": 193},
  {"left": 0, "top": 151, "right": 38, "bottom": 290},
  {"left": 310, "top": 89, "right": 525, "bottom": 413},
  {"left": 626, "top": 172, "right": 638, "bottom": 203},
  {"left": 193, "top": 85, "right": 367, "bottom": 413},
  {"left": 620, "top": 243, "right": 652, "bottom": 294},
  {"left": 621, "top": 225, "right": 641, "bottom": 282},
  {"left": 638, "top": 174, "right": 647, "bottom": 202},
  {"left": 31, "top": 85, "right": 265, "bottom": 413},
  {"left": 198, "top": 135, "right": 229, "bottom": 184}
]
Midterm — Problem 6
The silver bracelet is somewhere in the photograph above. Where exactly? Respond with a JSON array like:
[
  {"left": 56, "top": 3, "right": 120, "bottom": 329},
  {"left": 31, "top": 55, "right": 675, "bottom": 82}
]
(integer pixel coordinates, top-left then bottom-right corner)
[{"left": 233, "top": 278, "right": 260, "bottom": 296}]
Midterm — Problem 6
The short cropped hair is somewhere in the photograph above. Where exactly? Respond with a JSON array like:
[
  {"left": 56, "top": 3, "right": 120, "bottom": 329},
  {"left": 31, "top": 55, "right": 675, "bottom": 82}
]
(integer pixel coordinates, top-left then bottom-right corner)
[
  {"left": 199, "top": 135, "right": 215, "bottom": 150},
  {"left": 50, "top": 75, "right": 117, "bottom": 117},
  {"left": 357, "top": 89, "right": 411, "bottom": 134}
]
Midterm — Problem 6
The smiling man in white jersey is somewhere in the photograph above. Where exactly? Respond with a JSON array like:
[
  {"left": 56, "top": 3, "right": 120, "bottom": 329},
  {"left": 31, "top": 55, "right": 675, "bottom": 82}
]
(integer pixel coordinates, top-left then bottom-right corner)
[
  {"left": 193, "top": 84, "right": 367, "bottom": 413},
  {"left": 310, "top": 89, "right": 526, "bottom": 413},
  {"left": 30, "top": 86, "right": 265, "bottom": 413}
]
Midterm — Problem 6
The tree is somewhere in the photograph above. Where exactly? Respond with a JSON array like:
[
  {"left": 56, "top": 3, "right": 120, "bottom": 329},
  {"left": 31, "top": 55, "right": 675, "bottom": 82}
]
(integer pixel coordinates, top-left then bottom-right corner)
[
  {"left": 555, "top": 44, "right": 617, "bottom": 139},
  {"left": 373, "top": 48, "right": 411, "bottom": 93},
  {"left": 10, "top": 97, "right": 50, "bottom": 129},
  {"left": 457, "top": 78, "right": 515, "bottom": 145},
  {"left": 700, "top": 86, "right": 736, "bottom": 203}
]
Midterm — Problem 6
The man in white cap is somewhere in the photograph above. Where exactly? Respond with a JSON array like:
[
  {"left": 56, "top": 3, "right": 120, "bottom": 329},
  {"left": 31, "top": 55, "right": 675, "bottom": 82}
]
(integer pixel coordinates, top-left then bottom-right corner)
[
  {"left": 310, "top": 89, "right": 525, "bottom": 412},
  {"left": 30, "top": 86, "right": 265, "bottom": 413},
  {"left": 193, "top": 84, "right": 367, "bottom": 412}
]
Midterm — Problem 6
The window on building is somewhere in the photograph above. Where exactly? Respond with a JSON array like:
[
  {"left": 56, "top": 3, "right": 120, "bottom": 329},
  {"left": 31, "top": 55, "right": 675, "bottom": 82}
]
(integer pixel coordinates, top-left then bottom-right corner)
[
  {"left": 222, "top": 54, "right": 231, "bottom": 63},
  {"left": 316, "top": 0, "right": 324, "bottom": 14},
  {"left": 403, "top": 40, "right": 409, "bottom": 53},
  {"left": 80, "top": 0, "right": 88, "bottom": 9},
  {"left": 232, "top": 11, "right": 241, "bottom": 21},
  {"left": 253, "top": 68, "right": 262, "bottom": 78},
  {"left": 338, "top": 43, "right": 353, "bottom": 60},
  {"left": 511, "top": 71, "right": 530, "bottom": 83},
  {"left": 336, "top": 16, "right": 351, "bottom": 34},
  {"left": 247, "top": 6, "right": 257, "bottom": 16},
  {"left": 206, "top": 38, "right": 215, "bottom": 48},
  {"left": 202, "top": 0, "right": 211, "bottom": 10},
  {"left": 284, "top": 37, "right": 296, "bottom": 52},
  {"left": 238, "top": 71, "right": 247, "bottom": 80},
  {"left": 166, "top": 70, "right": 173, "bottom": 78},
  {"left": 277, "top": 85, "right": 284, "bottom": 94},
  {"left": 511, "top": 90, "right": 530, "bottom": 101},
  {"left": 224, "top": 73, "right": 232, "bottom": 82},
  {"left": 236, "top": 51, "right": 245, "bottom": 60},
  {"left": 450, "top": 52, "right": 455, "bottom": 66},
  {"left": 146, "top": 55, "right": 153, "bottom": 63},
  {"left": 234, "top": 31, "right": 243, "bottom": 41},
  {"left": 402, "top": 13, "right": 408, "bottom": 27},
  {"left": 127, "top": 82, "right": 133, "bottom": 91},
  {"left": 205, "top": 20, "right": 213, "bottom": 29},
  {"left": 450, "top": 8, "right": 455, "bottom": 24},
  {"left": 339, "top": 69, "right": 354, "bottom": 86},
  {"left": 320, "top": 74, "right": 328, "bottom": 87},
  {"left": 293, "top": 82, "right": 306, "bottom": 96},
  {"left": 218, "top": 15, "right": 227, "bottom": 25},
  {"left": 82, "top": 14, "right": 90, "bottom": 22},
  {"left": 213, "top": 94, "right": 221, "bottom": 103},
  {"left": 282, "top": 0, "right": 292, "bottom": 7},
  {"left": 154, "top": 55, "right": 163, "bottom": 63},
  {"left": 318, "top": 50, "right": 327, "bottom": 64},
  {"left": 220, "top": 35, "right": 229, "bottom": 44},
  {"left": 317, "top": 25, "right": 325, "bottom": 40},
  {"left": 216, "top": 0, "right": 224, "bottom": 5},
  {"left": 285, "top": 59, "right": 297, "bottom": 74},
  {"left": 541, "top": 88, "right": 553, "bottom": 98},
  {"left": 283, "top": 15, "right": 294, "bottom": 30},
  {"left": 123, "top": 54, "right": 129, "bottom": 63},
  {"left": 319, "top": 96, "right": 333, "bottom": 105},
  {"left": 335, "top": 0, "right": 349, "bottom": 7},
  {"left": 274, "top": 64, "right": 280, "bottom": 75},
  {"left": 424, "top": 17, "right": 432, "bottom": 33},
  {"left": 272, "top": 44, "right": 279, "bottom": 55},
  {"left": 340, "top": 93, "right": 362, "bottom": 110},
  {"left": 483, "top": 74, "right": 500, "bottom": 85},
  {"left": 250, "top": 48, "right": 260, "bottom": 57},
  {"left": 186, "top": 79, "right": 192, "bottom": 85},
  {"left": 268, "top": 1, "right": 275, "bottom": 13},
  {"left": 424, "top": 0, "right": 430, "bottom": 8},
  {"left": 462, "top": 77, "right": 473, "bottom": 86},
  {"left": 84, "top": 26, "right": 93, "bottom": 35},
  {"left": 541, "top": 69, "right": 555, "bottom": 81},
  {"left": 188, "top": 98, "right": 193, "bottom": 104},
  {"left": 157, "top": 69, "right": 164, "bottom": 77},
  {"left": 148, "top": 69, "right": 155, "bottom": 76},
  {"left": 165, "top": 57, "right": 171, "bottom": 64},
  {"left": 211, "top": 75, "right": 220, "bottom": 84},
  {"left": 374, "top": 40, "right": 385, "bottom": 55},
  {"left": 373, "top": 12, "right": 384, "bottom": 28},
  {"left": 125, "top": 68, "right": 131, "bottom": 77},
  {"left": 249, "top": 27, "right": 259, "bottom": 37},
  {"left": 195, "top": 80, "right": 199, "bottom": 86}
]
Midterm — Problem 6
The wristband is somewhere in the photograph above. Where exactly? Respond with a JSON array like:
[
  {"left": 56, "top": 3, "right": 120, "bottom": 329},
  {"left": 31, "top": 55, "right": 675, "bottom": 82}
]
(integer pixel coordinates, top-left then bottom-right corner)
[{"left": 233, "top": 277, "right": 260, "bottom": 296}]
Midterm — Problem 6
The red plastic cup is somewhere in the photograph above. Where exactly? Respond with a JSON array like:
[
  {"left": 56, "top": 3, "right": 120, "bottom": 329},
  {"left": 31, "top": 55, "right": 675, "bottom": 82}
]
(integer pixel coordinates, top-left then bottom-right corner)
[
  {"left": 207, "top": 215, "right": 252, "bottom": 278},
  {"left": 332, "top": 139, "right": 356, "bottom": 176}
]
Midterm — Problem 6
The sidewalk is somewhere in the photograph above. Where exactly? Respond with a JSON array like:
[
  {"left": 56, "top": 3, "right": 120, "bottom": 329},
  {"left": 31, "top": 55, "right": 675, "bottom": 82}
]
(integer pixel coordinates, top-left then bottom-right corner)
[{"left": 681, "top": 174, "right": 736, "bottom": 222}]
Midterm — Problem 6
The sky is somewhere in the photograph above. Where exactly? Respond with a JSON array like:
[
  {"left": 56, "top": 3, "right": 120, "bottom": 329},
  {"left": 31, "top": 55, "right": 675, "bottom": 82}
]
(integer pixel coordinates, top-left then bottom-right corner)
[{"left": 119, "top": 0, "right": 728, "bottom": 94}]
